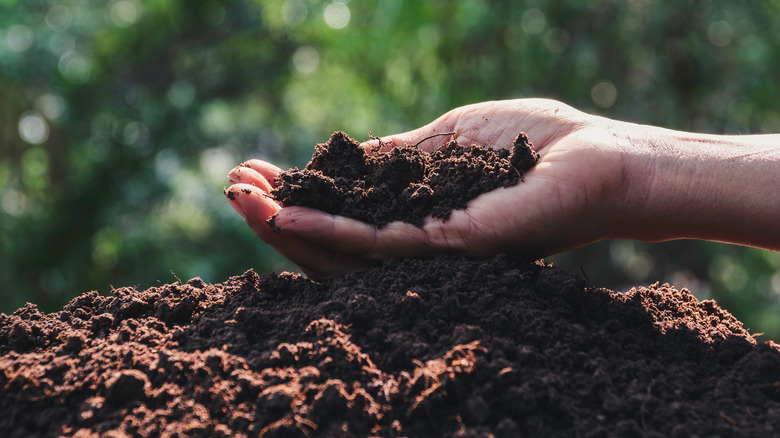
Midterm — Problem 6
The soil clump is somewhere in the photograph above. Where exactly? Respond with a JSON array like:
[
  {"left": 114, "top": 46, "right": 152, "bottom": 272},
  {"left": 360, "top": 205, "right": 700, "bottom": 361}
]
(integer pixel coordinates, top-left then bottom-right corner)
[
  {"left": 271, "top": 131, "right": 539, "bottom": 226},
  {"left": 2, "top": 256, "right": 780, "bottom": 437}
]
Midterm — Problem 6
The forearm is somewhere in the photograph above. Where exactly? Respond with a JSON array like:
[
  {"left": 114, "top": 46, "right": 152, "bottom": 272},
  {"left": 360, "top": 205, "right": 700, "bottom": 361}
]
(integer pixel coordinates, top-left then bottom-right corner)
[{"left": 613, "top": 123, "right": 780, "bottom": 251}]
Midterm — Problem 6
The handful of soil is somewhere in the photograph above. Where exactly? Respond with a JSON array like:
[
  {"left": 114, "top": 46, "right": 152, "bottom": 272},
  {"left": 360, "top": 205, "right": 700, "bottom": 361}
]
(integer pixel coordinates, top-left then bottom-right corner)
[{"left": 271, "top": 131, "right": 539, "bottom": 226}]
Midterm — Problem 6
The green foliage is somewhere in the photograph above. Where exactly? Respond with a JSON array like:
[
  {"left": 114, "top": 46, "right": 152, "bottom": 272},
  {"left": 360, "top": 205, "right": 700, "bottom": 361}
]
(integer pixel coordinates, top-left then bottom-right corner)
[{"left": 1, "top": 0, "right": 779, "bottom": 337}]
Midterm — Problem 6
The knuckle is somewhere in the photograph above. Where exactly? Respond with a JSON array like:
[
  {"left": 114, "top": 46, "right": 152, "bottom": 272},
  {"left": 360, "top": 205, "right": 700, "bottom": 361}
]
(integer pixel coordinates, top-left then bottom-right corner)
[{"left": 425, "top": 220, "right": 472, "bottom": 253}]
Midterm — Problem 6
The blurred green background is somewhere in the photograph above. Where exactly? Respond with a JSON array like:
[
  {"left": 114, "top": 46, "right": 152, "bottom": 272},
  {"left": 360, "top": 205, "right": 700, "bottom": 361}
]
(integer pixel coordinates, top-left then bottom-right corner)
[{"left": 1, "top": 0, "right": 779, "bottom": 338}]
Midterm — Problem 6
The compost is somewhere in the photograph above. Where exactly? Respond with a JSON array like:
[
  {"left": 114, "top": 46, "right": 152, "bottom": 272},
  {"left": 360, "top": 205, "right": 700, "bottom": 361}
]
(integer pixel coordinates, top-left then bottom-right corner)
[
  {"left": 2, "top": 256, "right": 780, "bottom": 437},
  {"left": 271, "top": 131, "right": 539, "bottom": 226}
]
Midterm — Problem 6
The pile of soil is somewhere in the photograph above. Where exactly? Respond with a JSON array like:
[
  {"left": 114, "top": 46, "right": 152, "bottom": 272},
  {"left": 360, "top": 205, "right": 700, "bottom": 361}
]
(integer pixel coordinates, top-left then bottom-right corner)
[
  {"left": 2, "top": 255, "right": 780, "bottom": 437},
  {"left": 271, "top": 131, "right": 539, "bottom": 226}
]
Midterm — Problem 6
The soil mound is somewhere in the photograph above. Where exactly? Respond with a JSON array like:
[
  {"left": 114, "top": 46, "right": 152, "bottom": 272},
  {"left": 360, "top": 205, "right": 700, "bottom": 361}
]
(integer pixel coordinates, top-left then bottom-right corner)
[
  {"left": 271, "top": 131, "right": 539, "bottom": 226},
  {"left": 3, "top": 255, "right": 780, "bottom": 437}
]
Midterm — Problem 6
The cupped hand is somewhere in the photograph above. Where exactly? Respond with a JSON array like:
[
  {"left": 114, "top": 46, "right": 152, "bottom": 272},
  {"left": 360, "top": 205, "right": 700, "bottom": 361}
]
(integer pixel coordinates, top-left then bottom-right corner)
[{"left": 225, "top": 99, "right": 630, "bottom": 280}]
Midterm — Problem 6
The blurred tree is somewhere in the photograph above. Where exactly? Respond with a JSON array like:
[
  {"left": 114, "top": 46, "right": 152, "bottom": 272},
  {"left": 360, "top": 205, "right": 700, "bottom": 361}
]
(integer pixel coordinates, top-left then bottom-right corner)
[{"left": 1, "top": 0, "right": 778, "bottom": 338}]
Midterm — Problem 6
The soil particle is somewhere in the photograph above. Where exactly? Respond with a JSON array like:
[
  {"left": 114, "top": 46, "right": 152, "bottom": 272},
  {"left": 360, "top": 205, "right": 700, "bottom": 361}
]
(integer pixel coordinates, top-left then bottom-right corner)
[
  {"left": 266, "top": 214, "right": 282, "bottom": 233},
  {"left": 271, "top": 131, "right": 540, "bottom": 226},
  {"left": 2, "top": 256, "right": 779, "bottom": 437},
  {"left": 223, "top": 187, "right": 236, "bottom": 201}
]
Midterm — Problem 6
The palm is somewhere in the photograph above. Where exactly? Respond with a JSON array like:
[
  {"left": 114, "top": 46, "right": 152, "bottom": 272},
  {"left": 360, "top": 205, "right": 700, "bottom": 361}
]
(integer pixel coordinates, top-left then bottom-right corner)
[{"left": 414, "top": 100, "right": 623, "bottom": 259}]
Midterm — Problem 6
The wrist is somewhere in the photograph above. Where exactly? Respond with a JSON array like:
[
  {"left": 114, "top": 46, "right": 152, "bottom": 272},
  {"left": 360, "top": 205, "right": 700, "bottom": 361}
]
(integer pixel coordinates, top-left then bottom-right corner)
[{"left": 614, "top": 123, "right": 780, "bottom": 250}]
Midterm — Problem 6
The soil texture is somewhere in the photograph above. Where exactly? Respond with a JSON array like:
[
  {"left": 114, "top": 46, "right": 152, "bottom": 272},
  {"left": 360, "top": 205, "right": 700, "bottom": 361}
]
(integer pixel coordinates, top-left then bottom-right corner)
[
  {"left": 2, "top": 255, "right": 780, "bottom": 437},
  {"left": 271, "top": 131, "right": 539, "bottom": 226}
]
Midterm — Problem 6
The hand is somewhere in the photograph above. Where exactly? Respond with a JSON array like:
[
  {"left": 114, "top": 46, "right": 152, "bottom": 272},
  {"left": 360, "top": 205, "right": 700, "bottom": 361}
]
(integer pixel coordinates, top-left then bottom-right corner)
[{"left": 225, "top": 99, "right": 632, "bottom": 280}]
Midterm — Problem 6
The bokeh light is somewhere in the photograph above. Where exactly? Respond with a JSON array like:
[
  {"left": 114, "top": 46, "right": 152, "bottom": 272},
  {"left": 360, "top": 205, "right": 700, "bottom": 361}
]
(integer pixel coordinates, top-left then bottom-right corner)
[
  {"left": 292, "top": 46, "right": 320, "bottom": 75},
  {"left": 58, "top": 51, "right": 92, "bottom": 83},
  {"left": 521, "top": 9, "right": 546, "bottom": 35},
  {"left": 18, "top": 112, "right": 50, "bottom": 145},
  {"left": 708, "top": 20, "right": 735, "bottom": 47},
  {"left": 167, "top": 81, "right": 196, "bottom": 110},
  {"left": 6, "top": 25, "right": 33, "bottom": 52},
  {"left": 282, "top": 0, "right": 307, "bottom": 26},
  {"left": 45, "top": 5, "right": 72, "bottom": 32},
  {"left": 111, "top": 1, "right": 142, "bottom": 28},
  {"left": 324, "top": 2, "right": 350, "bottom": 29},
  {"left": 591, "top": 81, "right": 618, "bottom": 109},
  {"left": 36, "top": 94, "right": 68, "bottom": 121}
]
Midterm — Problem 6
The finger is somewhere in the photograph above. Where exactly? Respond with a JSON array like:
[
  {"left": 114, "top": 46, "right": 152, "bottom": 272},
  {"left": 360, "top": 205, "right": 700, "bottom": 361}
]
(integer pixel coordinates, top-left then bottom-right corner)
[
  {"left": 225, "top": 184, "right": 376, "bottom": 280},
  {"left": 359, "top": 111, "right": 458, "bottom": 154},
  {"left": 273, "top": 206, "right": 441, "bottom": 260},
  {"left": 225, "top": 183, "right": 281, "bottom": 229},
  {"left": 239, "top": 159, "right": 284, "bottom": 188},
  {"left": 227, "top": 166, "right": 274, "bottom": 192}
]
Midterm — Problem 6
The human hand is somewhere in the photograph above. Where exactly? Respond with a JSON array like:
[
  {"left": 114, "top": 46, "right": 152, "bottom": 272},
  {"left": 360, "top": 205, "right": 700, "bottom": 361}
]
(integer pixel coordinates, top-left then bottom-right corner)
[{"left": 225, "top": 99, "right": 633, "bottom": 280}]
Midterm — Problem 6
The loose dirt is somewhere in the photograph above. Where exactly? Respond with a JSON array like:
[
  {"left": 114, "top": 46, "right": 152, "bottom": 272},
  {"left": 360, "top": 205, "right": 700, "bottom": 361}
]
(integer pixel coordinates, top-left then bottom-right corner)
[
  {"left": 271, "top": 131, "right": 539, "bottom": 226},
  {"left": 2, "top": 256, "right": 779, "bottom": 437}
]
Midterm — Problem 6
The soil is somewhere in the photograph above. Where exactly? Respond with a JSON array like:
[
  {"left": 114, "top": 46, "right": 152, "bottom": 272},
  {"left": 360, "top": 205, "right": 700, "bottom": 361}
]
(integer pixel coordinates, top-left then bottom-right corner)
[
  {"left": 270, "top": 131, "right": 539, "bottom": 227},
  {"left": 2, "top": 255, "right": 780, "bottom": 437}
]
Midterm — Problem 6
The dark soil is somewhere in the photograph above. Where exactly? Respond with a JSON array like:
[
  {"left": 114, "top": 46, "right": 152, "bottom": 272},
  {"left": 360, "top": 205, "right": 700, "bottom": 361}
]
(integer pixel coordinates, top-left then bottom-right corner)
[
  {"left": 2, "top": 255, "right": 780, "bottom": 437},
  {"left": 271, "top": 131, "right": 539, "bottom": 226}
]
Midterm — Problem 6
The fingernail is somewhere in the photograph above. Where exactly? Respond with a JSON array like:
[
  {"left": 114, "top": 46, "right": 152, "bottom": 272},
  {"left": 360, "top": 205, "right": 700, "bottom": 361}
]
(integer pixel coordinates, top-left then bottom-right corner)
[
  {"left": 225, "top": 188, "right": 248, "bottom": 219},
  {"left": 227, "top": 167, "right": 240, "bottom": 181}
]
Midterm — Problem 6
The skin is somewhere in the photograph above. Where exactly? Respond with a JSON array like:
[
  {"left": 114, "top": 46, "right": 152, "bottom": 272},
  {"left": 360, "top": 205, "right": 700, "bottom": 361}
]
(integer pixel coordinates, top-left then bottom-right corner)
[{"left": 225, "top": 98, "right": 780, "bottom": 281}]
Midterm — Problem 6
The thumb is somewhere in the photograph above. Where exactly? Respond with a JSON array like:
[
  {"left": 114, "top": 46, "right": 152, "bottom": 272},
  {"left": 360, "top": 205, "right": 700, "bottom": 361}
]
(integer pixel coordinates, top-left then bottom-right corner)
[{"left": 360, "top": 111, "right": 458, "bottom": 153}]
